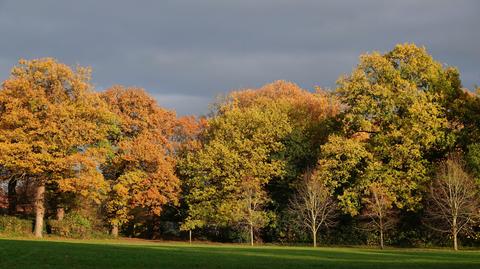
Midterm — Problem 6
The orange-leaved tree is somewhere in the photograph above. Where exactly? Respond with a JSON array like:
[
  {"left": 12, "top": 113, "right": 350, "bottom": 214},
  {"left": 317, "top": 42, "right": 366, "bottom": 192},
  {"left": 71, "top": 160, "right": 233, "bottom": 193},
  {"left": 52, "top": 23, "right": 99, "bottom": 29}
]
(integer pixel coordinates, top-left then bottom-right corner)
[
  {"left": 101, "top": 86, "right": 180, "bottom": 236},
  {"left": 0, "top": 58, "right": 116, "bottom": 237}
]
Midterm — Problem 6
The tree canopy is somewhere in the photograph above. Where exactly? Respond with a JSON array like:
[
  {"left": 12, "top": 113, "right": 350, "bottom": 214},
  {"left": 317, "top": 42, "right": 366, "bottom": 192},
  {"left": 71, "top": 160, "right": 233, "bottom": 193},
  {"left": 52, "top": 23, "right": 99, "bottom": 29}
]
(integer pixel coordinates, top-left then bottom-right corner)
[
  {"left": 1, "top": 44, "right": 479, "bottom": 250},
  {"left": 101, "top": 86, "right": 180, "bottom": 235},
  {"left": 0, "top": 58, "right": 116, "bottom": 236}
]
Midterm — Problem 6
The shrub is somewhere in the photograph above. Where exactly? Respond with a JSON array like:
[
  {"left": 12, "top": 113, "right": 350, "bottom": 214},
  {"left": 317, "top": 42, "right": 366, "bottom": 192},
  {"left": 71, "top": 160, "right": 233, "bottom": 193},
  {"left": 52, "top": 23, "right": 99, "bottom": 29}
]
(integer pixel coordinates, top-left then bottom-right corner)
[
  {"left": 0, "top": 215, "right": 32, "bottom": 236},
  {"left": 49, "top": 212, "right": 93, "bottom": 238}
]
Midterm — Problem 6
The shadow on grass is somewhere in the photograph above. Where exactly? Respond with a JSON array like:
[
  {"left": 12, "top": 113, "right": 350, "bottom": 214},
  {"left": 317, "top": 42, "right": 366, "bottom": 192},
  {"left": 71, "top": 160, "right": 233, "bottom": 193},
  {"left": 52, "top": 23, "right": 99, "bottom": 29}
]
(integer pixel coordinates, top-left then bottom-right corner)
[{"left": 0, "top": 239, "right": 479, "bottom": 269}]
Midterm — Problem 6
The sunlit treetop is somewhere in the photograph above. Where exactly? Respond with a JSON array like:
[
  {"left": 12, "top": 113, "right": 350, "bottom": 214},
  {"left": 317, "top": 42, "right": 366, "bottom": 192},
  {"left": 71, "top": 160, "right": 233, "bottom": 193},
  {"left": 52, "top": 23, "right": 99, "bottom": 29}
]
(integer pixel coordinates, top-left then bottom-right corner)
[
  {"left": 0, "top": 58, "right": 116, "bottom": 180},
  {"left": 223, "top": 80, "right": 340, "bottom": 125}
]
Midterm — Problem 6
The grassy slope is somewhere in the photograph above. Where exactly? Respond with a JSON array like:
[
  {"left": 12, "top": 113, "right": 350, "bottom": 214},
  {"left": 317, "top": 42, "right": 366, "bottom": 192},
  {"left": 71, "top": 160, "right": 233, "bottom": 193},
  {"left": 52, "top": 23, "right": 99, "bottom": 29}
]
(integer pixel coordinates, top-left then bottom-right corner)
[{"left": 0, "top": 238, "right": 479, "bottom": 269}]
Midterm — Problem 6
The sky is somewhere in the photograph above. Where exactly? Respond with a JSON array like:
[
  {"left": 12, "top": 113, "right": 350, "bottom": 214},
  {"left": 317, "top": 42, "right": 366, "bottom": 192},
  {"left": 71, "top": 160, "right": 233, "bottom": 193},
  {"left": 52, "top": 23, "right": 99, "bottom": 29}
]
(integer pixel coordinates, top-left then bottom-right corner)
[{"left": 0, "top": 0, "right": 478, "bottom": 115}]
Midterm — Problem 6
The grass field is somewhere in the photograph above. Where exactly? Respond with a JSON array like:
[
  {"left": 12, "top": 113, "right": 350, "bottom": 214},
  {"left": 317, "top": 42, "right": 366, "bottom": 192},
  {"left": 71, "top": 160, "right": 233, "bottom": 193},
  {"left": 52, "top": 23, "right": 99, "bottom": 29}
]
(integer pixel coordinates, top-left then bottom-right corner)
[{"left": 0, "top": 238, "right": 479, "bottom": 269}]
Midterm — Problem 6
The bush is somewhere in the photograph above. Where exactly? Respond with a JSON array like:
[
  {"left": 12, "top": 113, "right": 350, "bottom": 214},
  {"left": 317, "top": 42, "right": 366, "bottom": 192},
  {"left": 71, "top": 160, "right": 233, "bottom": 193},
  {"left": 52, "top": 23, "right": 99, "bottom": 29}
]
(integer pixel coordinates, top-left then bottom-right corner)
[
  {"left": 0, "top": 215, "right": 32, "bottom": 236},
  {"left": 49, "top": 212, "right": 93, "bottom": 238}
]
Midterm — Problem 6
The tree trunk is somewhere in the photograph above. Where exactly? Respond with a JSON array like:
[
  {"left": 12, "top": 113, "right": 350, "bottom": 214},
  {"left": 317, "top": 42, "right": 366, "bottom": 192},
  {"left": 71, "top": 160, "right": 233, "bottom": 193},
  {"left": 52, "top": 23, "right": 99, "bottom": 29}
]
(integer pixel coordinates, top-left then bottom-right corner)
[
  {"left": 111, "top": 224, "right": 119, "bottom": 237},
  {"left": 380, "top": 229, "right": 384, "bottom": 250},
  {"left": 453, "top": 232, "right": 458, "bottom": 251},
  {"left": 34, "top": 184, "right": 45, "bottom": 238},
  {"left": 250, "top": 224, "right": 254, "bottom": 246},
  {"left": 7, "top": 178, "right": 17, "bottom": 215},
  {"left": 452, "top": 217, "right": 458, "bottom": 251},
  {"left": 56, "top": 207, "right": 65, "bottom": 221},
  {"left": 189, "top": 230, "right": 192, "bottom": 244},
  {"left": 313, "top": 229, "right": 317, "bottom": 248},
  {"left": 453, "top": 225, "right": 458, "bottom": 251}
]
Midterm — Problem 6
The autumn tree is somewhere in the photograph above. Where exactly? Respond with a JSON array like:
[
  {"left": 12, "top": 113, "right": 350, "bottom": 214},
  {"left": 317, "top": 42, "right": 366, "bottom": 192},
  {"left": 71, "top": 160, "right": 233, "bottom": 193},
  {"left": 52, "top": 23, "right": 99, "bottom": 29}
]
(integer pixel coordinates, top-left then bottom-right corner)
[
  {"left": 317, "top": 135, "right": 372, "bottom": 216},
  {"left": 322, "top": 44, "right": 453, "bottom": 215},
  {"left": 360, "top": 183, "right": 398, "bottom": 249},
  {"left": 179, "top": 81, "right": 340, "bottom": 243},
  {"left": 425, "top": 154, "right": 480, "bottom": 250},
  {"left": 226, "top": 80, "right": 340, "bottom": 184},
  {"left": 431, "top": 66, "right": 480, "bottom": 176},
  {"left": 236, "top": 177, "right": 270, "bottom": 246},
  {"left": 179, "top": 104, "right": 292, "bottom": 239},
  {"left": 289, "top": 168, "right": 337, "bottom": 247},
  {"left": 221, "top": 81, "right": 341, "bottom": 240},
  {"left": 101, "top": 86, "right": 180, "bottom": 236},
  {"left": 175, "top": 116, "right": 208, "bottom": 242},
  {"left": 0, "top": 58, "right": 115, "bottom": 237}
]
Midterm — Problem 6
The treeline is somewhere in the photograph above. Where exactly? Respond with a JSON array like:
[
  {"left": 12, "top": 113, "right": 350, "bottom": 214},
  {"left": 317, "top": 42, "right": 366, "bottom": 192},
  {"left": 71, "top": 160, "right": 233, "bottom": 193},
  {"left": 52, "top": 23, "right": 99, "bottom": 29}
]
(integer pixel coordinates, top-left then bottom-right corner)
[{"left": 0, "top": 44, "right": 479, "bottom": 250}]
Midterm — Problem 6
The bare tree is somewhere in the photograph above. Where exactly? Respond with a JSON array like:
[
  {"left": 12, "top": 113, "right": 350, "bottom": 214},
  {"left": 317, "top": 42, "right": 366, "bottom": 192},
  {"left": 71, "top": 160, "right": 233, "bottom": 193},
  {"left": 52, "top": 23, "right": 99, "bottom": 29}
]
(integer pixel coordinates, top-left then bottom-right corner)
[
  {"left": 289, "top": 169, "right": 337, "bottom": 247},
  {"left": 360, "top": 183, "right": 398, "bottom": 249},
  {"left": 425, "top": 154, "right": 480, "bottom": 251},
  {"left": 237, "top": 177, "right": 270, "bottom": 246}
]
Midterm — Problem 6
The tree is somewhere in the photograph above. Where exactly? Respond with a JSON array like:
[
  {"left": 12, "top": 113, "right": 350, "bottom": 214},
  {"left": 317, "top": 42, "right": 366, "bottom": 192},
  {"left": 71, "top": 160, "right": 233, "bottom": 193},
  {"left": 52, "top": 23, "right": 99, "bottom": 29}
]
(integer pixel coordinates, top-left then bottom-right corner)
[
  {"left": 289, "top": 168, "right": 337, "bottom": 247},
  {"left": 179, "top": 104, "right": 292, "bottom": 238},
  {"left": 0, "top": 58, "right": 115, "bottom": 237},
  {"left": 360, "top": 183, "right": 398, "bottom": 249},
  {"left": 317, "top": 135, "right": 372, "bottom": 216},
  {"left": 175, "top": 116, "right": 208, "bottom": 243},
  {"left": 220, "top": 81, "right": 341, "bottom": 241},
  {"left": 425, "top": 154, "right": 480, "bottom": 250},
  {"left": 101, "top": 86, "right": 180, "bottom": 236},
  {"left": 326, "top": 43, "right": 453, "bottom": 214},
  {"left": 226, "top": 80, "right": 340, "bottom": 191},
  {"left": 236, "top": 177, "right": 270, "bottom": 246}
]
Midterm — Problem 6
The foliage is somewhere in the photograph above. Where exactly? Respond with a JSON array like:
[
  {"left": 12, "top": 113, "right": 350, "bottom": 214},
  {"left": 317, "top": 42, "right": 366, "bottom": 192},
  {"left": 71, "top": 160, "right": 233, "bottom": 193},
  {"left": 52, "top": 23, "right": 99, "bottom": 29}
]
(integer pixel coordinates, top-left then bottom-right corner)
[
  {"left": 179, "top": 81, "right": 340, "bottom": 242},
  {"left": 0, "top": 58, "right": 116, "bottom": 192},
  {"left": 321, "top": 44, "right": 453, "bottom": 215},
  {"left": 466, "top": 143, "right": 480, "bottom": 181},
  {"left": 448, "top": 89, "right": 480, "bottom": 148},
  {"left": 225, "top": 81, "right": 340, "bottom": 201},
  {"left": 101, "top": 86, "right": 180, "bottom": 231},
  {"left": 0, "top": 58, "right": 117, "bottom": 237},
  {"left": 179, "top": 104, "right": 292, "bottom": 231},
  {"left": 0, "top": 215, "right": 32, "bottom": 235},
  {"left": 317, "top": 135, "right": 372, "bottom": 215},
  {"left": 48, "top": 212, "right": 93, "bottom": 238}
]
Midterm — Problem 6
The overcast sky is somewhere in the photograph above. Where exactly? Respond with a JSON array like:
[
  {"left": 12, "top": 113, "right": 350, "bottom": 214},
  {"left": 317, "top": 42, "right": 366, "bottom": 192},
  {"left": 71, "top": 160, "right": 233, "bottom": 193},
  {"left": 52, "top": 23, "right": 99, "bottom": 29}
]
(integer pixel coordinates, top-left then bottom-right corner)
[{"left": 0, "top": 0, "right": 478, "bottom": 115}]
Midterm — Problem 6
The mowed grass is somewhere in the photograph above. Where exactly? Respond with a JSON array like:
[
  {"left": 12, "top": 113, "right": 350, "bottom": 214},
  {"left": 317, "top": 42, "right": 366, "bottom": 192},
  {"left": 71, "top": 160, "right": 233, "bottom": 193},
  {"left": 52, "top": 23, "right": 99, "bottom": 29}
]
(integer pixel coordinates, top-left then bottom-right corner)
[{"left": 0, "top": 238, "right": 479, "bottom": 269}]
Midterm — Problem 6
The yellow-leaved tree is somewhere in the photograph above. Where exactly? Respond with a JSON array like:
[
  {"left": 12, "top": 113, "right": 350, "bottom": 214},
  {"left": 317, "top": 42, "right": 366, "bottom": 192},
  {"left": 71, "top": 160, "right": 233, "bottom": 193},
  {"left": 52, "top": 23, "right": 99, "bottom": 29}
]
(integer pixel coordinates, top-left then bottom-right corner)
[{"left": 0, "top": 58, "right": 116, "bottom": 237}]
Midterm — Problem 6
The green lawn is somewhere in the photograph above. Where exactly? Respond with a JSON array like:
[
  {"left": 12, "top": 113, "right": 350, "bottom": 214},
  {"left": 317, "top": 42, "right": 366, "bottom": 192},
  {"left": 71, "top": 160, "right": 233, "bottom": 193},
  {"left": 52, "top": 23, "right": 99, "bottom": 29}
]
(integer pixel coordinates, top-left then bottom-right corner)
[{"left": 0, "top": 238, "right": 479, "bottom": 269}]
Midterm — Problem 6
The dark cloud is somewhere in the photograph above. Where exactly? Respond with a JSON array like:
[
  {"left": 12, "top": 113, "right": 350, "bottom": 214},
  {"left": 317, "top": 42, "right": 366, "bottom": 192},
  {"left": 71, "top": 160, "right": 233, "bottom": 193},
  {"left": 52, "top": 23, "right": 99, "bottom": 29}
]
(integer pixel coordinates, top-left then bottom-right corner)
[{"left": 0, "top": 0, "right": 478, "bottom": 115}]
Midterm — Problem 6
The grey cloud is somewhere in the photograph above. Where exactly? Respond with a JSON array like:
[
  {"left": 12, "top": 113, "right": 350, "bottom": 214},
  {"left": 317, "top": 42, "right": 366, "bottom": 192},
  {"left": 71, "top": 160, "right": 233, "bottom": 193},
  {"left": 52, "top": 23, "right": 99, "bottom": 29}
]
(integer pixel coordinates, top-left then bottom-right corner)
[{"left": 0, "top": 0, "right": 478, "bottom": 115}]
